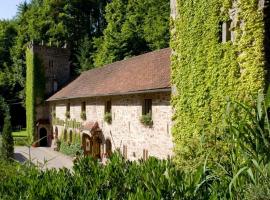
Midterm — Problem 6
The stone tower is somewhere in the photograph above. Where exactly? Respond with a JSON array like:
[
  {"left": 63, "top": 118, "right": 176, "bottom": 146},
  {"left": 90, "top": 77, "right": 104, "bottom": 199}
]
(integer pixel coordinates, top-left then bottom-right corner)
[{"left": 26, "top": 43, "right": 70, "bottom": 146}]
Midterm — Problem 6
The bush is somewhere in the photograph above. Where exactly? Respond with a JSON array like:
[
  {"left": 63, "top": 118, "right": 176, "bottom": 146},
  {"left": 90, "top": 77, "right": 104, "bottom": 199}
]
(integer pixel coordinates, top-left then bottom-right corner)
[
  {"left": 0, "top": 111, "right": 14, "bottom": 160},
  {"left": 104, "top": 112, "right": 112, "bottom": 124},
  {"left": 140, "top": 113, "right": 153, "bottom": 126}
]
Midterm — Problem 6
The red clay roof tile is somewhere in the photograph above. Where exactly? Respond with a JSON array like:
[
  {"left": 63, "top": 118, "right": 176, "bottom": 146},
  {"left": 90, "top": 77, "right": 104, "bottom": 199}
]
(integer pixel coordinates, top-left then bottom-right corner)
[{"left": 47, "top": 48, "right": 171, "bottom": 101}]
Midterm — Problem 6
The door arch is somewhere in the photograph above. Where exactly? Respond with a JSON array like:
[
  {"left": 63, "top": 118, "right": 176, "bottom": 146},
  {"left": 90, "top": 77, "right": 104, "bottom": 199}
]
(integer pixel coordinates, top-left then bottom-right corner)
[{"left": 39, "top": 128, "right": 48, "bottom": 147}]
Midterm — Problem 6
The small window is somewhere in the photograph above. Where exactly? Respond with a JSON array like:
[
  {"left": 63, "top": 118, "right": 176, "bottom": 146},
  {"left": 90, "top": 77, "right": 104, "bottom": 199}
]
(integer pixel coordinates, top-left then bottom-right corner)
[
  {"left": 221, "top": 20, "right": 232, "bottom": 43},
  {"left": 123, "top": 145, "right": 127, "bottom": 159},
  {"left": 69, "top": 130, "right": 72, "bottom": 143},
  {"left": 66, "top": 103, "right": 70, "bottom": 118},
  {"left": 67, "top": 103, "right": 70, "bottom": 112},
  {"left": 54, "top": 127, "right": 58, "bottom": 139},
  {"left": 63, "top": 129, "right": 67, "bottom": 141},
  {"left": 105, "top": 100, "right": 111, "bottom": 113},
  {"left": 81, "top": 102, "right": 86, "bottom": 112},
  {"left": 142, "top": 99, "right": 152, "bottom": 115},
  {"left": 143, "top": 149, "right": 149, "bottom": 161},
  {"left": 106, "top": 139, "right": 112, "bottom": 157},
  {"left": 53, "top": 80, "right": 58, "bottom": 92}
]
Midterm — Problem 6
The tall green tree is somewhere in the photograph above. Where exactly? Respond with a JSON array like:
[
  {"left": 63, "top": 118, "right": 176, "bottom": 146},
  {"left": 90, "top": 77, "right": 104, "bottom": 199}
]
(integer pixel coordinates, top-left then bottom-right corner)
[
  {"left": 0, "top": 110, "right": 14, "bottom": 161},
  {"left": 93, "top": 0, "right": 170, "bottom": 67}
]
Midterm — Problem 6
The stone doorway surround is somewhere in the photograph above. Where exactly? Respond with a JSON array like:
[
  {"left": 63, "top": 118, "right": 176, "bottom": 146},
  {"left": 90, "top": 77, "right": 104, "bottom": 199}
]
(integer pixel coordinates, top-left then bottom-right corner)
[{"left": 81, "top": 122, "right": 104, "bottom": 159}]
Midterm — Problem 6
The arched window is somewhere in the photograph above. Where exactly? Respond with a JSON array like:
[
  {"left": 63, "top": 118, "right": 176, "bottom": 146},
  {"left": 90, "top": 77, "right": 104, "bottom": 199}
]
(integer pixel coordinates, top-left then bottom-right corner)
[
  {"left": 69, "top": 130, "right": 73, "bottom": 143},
  {"left": 63, "top": 129, "right": 67, "bottom": 141},
  {"left": 106, "top": 139, "right": 112, "bottom": 157}
]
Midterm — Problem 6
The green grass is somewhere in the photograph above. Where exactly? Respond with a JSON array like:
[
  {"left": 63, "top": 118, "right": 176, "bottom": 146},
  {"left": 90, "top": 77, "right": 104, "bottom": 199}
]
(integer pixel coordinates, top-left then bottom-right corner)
[
  {"left": 12, "top": 129, "right": 27, "bottom": 137},
  {"left": 12, "top": 129, "right": 28, "bottom": 146}
]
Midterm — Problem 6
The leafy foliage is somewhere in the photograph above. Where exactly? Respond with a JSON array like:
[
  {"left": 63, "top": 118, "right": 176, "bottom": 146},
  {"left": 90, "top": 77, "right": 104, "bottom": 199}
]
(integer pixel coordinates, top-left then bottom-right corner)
[
  {"left": 140, "top": 113, "right": 153, "bottom": 126},
  {"left": 104, "top": 112, "right": 112, "bottom": 124},
  {"left": 59, "top": 132, "right": 83, "bottom": 157},
  {"left": 25, "top": 49, "right": 45, "bottom": 141},
  {"left": 0, "top": 111, "right": 14, "bottom": 160},
  {"left": 93, "top": 0, "right": 170, "bottom": 67},
  {"left": 171, "top": 0, "right": 266, "bottom": 170}
]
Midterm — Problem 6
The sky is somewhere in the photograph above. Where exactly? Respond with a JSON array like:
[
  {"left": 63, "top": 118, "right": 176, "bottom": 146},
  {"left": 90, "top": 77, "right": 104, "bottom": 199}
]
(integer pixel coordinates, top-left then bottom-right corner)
[{"left": 0, "top": 0, "right": 29, "bottom": 20}]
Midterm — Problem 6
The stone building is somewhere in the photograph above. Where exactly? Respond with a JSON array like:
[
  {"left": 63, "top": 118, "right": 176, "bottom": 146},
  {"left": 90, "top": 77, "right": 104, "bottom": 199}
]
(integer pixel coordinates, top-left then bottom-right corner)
[
  {"left": 26, "top": 44, "right": 70, "bottom": 146},
  {"left": 44, "top": 48, "right": 173, "bottom": 160}
]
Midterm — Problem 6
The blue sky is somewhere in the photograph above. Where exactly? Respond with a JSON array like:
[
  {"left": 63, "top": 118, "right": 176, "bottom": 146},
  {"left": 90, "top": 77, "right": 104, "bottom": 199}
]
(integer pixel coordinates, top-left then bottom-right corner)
[{"left": 0, "top": 0, "right": 29, "bottom": 20}]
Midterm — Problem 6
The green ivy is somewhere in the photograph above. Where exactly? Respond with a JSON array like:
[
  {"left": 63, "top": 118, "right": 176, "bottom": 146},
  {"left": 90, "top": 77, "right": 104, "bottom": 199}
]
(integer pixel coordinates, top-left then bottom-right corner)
[
  {"left": 171, "top": 0, "right": 266, "bottom": 170},
  {"left": 25, "top": 48, "right": 45, "bottom": 142}
]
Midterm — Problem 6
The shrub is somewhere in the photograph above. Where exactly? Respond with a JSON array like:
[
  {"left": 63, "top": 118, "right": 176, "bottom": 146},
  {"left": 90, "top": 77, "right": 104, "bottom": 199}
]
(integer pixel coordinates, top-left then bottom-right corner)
[
  {"left": 140, "top": 113, "right": 153, "bottom": 126},
  {"left": 0, "top": 111, "right": 14, "bottom": 160},
  {"left": 104, "top": 112, "right": 112, "bottom": 124}
]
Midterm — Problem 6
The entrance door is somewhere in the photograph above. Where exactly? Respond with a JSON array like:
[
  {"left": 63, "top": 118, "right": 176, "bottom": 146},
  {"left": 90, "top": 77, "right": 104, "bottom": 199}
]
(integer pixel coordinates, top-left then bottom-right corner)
[
  {"left": 92, "top": 136, "right": 101, "bottom": 159},
  {"left": 82, "top": 133, "right": 101, "bottom": 159},
  {"left": 39, "top": 128, "right": 48, "bottom": 147}
]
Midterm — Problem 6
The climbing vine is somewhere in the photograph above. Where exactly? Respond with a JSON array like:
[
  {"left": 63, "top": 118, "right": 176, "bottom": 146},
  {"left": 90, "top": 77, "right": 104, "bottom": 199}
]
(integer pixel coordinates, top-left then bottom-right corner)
[
  {"left": 25, "top": 48, "right": 45, "bottom": 142},
  {"left": 171, "top": 0, "right": 266, "bottom": 170}
]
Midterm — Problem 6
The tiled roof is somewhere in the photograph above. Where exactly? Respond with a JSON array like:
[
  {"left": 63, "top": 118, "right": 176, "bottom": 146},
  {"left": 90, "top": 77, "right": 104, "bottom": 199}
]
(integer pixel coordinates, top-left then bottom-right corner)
[{"left": 47, "top": 48, "right": 171, "bottom": 101}]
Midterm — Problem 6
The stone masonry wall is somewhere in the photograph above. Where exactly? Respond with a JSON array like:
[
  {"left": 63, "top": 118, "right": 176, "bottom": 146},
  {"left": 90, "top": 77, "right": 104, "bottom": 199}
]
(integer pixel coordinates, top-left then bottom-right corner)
[{"left": 51, "top": 92, "right": 173, "bottom": 160}]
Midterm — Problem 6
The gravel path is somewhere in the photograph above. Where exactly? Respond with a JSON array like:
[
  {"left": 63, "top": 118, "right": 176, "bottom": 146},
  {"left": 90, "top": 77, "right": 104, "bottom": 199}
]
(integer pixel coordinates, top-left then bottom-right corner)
[{"left": 14, "top": 146, "right": 74, "bottom": 170}]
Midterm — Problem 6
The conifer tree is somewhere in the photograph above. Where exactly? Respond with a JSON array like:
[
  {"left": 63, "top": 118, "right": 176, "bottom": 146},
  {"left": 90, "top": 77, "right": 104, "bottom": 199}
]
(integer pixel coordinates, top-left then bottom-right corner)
[{"left": 0, "top": 111, "right": 14, "bottom": 160}]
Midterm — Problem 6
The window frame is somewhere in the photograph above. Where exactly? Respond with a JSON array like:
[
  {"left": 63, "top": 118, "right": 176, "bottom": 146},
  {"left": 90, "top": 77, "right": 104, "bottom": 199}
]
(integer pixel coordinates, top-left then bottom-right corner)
[{"left": 142, "top": 99, "right": 152, "bottom": 116}]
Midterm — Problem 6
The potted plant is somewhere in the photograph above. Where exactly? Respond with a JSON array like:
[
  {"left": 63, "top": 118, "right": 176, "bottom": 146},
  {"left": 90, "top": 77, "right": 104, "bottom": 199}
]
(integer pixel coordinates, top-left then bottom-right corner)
[
  {"left": 140, "top": 113, "right": 153, "bottom": 127},
  {"left": 104, "top": 112, "right": 112, "bottom": 124}
]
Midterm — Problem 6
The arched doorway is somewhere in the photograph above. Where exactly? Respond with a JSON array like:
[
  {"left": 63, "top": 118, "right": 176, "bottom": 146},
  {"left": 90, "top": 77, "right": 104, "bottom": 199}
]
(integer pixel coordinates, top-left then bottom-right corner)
[
  {"left": 82, "top": 133, "right": 102, "bottom": 159},
  {"left": 39, "top": 128, "right": 48, "bottom": 147}
]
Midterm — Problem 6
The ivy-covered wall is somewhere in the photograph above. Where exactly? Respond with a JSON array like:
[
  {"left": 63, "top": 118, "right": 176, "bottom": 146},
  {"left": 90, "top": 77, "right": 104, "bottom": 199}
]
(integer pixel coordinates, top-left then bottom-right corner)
[
  {"left": 25, "top": 48, "right": 45, "bottom": 142},
  {"left": 171, "top": 0, "right": 268, "bottom": 170}
]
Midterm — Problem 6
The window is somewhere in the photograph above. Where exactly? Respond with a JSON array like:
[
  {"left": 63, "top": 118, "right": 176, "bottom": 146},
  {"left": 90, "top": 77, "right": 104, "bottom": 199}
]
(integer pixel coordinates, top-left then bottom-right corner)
[
  {"left": 53, "top": 79, "right": 58, "bottom": 92},
  {"left": 67, "top": 103, "right": 70, "bottom": 112},
  {"left": 106, "top": 139, "right": 112, "bottom": 157},
  {"left": 81, "top": 102, "right": 86, "bottom": 112},
  {"left": 221, "top": 20, "right": 232, "bottom": 43},
  {"left": 143, "top": 149, "right": 149, "bottom": 161},
  {"left": 123, "top": 145, "right": 127, "bottom": 159},
  {"left": 142, "top": 99, "right": 152, "bottom": 115},
  {"left": 105, "top": 100, "right": 111, "bottom": 113},
  {"left": 69, "top": 130, "right": 72, "bottom": 143},
  {"left": 63, "top": 129, "right": 67, "bottom": 141},
  {"left": 66, "top": 103, "right": 70, "bottom": 118}
]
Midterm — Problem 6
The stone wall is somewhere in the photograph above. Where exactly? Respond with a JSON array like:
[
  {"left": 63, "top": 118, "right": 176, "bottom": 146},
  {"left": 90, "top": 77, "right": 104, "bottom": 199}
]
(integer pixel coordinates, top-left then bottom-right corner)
[{"left": 51, "top": 92, "right": 173, "bottom": 160}]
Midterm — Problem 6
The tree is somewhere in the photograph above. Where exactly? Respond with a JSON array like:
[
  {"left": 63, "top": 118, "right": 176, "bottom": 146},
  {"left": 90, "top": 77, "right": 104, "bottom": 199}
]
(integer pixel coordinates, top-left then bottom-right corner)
[
  {"left": 75, "top": 36, "right": 95, "bottom": 73},
  {"left": 92, "top": 0, "right": 170, "bottom": 67},
  {"left": 0, "top": 110, "right": 14, "bottom": 161}
]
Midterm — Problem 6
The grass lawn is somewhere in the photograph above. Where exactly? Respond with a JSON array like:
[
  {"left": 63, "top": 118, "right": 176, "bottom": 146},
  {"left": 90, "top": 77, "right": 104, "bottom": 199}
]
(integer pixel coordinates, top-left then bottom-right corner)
[
  {"left": 12, "top": 129, "right": 28, "bottom": 138},
  {"left": 12, "top": 129, "right": 29, "bottom": 146}
]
